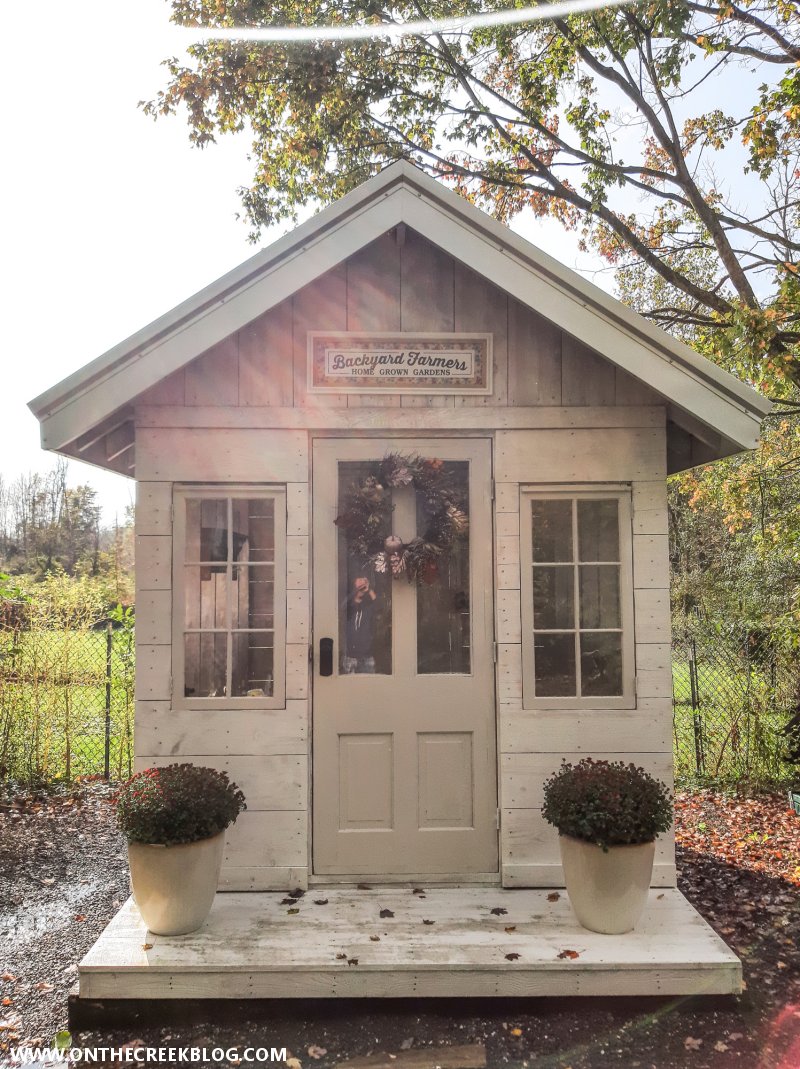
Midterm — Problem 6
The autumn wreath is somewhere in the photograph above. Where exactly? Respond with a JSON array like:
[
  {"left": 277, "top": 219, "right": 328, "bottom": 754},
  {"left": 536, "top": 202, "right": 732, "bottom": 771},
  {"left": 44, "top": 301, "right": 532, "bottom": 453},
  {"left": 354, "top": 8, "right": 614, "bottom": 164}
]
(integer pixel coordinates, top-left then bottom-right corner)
[{"left": 334, "top": 452, "right": 469, "bottom": 583}]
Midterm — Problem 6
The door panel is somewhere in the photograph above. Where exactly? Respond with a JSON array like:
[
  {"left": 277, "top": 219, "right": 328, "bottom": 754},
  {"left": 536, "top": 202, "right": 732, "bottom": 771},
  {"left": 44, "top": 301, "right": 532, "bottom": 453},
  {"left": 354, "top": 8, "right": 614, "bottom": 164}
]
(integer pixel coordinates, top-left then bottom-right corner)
[{"left": 312, "top": 437, "right": 498, "bottom": 877}]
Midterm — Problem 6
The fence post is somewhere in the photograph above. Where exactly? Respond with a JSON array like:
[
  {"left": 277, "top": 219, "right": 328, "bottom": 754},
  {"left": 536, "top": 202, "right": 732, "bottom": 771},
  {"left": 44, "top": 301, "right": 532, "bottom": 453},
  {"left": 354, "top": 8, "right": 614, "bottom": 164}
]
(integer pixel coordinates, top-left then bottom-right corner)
[
  {"left": 104, "top": 622, "right": 112, "bottom": 781},
  {"left": 689, "top": 638, "right": 705, "bottom": 775}
]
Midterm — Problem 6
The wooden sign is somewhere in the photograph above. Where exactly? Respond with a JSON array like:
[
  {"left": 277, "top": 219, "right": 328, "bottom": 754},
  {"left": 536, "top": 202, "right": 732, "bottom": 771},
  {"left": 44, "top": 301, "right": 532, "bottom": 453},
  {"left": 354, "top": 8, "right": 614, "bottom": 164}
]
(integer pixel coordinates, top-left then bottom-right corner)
[{"left": 308, "top": 333, "right": 492, "bottom": 395}]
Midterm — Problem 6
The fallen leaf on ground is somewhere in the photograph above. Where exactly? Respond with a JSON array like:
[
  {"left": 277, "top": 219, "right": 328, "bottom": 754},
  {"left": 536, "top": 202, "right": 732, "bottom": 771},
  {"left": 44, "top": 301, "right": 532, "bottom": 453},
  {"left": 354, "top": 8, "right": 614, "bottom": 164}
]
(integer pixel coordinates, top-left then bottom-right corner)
[
  {"left": 380, "top": 908, "right": 394, "bottom": 918},
  {"left": 505, "top": 953, "right": 521, "bottom": 961},
  {"left": 423, "top": 919, "right": 435, "bottom": 925},
  {"left": 74, "top": 914, "right": 86, "bottom": 922},
  {"left": 504, "top": 926, "right": 516, "bottom": 933},
  {"left": 714, "top": 1041, "right": 729, "bottom": 1052},
  {"left": 307, "top": 1045, "right": 327, "bottom": 1059},
  {"left": 370, "top": 935, "right": 380, "bottom": 942},
  {"left": 313, "top": 899, "right": 328, "bottom": 906},
  {"left": 547, "top": 892, "right": 560, "bottom": 902},
  {"left": 287, "top": 908, "right": 300, "bottom": 915},
  {"left": 510, "top": 1028, "right": 522, "bottom": 1037},
  {"left": 557, "top": 949, "right": 580, "bottom": 960},
  {"left": 35, "top": 983, "right": 54, "bottom": 993},
  {"left": 490, "top": 907, "right": 507, "bottom": 916},
  {"left": 141, "top": 943, "right": 153, "bottom": 951},
  {"left": 335, "top": 953, "right": 347, "bottom": 960},
  {"left": 684, "top": 1037, "right": 703, "bottom": 1051},
  {"left": 347, "top": 958, "right": 358, "bottom": 966}
]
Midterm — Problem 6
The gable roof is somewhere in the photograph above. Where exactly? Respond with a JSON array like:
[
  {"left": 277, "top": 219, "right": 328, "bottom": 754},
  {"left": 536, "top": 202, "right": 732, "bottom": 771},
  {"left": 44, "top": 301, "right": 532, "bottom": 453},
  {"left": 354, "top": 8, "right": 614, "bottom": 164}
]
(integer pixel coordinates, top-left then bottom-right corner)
[{"left": 30, "top": 160, "right": 770, "bottom": 466}]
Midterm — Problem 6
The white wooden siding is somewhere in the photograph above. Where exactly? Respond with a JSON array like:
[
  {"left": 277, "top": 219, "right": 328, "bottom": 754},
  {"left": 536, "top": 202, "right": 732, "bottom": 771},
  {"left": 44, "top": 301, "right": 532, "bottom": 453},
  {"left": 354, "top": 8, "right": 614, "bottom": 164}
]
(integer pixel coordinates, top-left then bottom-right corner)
[{"left": 130, "top": 234, "right": 674, "bottom": 891}]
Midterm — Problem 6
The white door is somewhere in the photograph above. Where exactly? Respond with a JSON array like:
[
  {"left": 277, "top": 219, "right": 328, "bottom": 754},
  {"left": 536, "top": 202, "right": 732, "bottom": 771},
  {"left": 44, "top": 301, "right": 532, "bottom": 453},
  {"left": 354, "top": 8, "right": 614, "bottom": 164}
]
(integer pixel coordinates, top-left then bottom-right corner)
[{"left": 312, "top": 438, "right": 498, "bottom": 878}]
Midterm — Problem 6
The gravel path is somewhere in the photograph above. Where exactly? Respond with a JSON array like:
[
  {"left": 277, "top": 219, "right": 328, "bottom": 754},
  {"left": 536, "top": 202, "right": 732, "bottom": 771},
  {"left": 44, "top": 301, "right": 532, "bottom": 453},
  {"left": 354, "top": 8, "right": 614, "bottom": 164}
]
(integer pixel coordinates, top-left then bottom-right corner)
[{"left": 1, "top": 786, "right": 799, "bottom": 1068}]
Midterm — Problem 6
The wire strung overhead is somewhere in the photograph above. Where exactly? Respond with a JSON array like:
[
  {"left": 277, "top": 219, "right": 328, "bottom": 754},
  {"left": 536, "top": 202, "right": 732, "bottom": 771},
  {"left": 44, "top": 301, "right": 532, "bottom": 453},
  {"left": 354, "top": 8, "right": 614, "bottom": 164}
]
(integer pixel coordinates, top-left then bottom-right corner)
[{"left": 183, "top": 0, "right": 636, "bottom": 44}]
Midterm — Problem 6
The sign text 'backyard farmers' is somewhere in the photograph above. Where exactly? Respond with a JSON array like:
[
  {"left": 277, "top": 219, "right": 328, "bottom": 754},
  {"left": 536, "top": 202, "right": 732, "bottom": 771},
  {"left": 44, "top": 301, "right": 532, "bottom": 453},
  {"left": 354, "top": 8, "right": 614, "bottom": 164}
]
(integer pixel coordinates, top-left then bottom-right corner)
[{"left": 307, "top": 333, "right": 492, "bottom": 394}]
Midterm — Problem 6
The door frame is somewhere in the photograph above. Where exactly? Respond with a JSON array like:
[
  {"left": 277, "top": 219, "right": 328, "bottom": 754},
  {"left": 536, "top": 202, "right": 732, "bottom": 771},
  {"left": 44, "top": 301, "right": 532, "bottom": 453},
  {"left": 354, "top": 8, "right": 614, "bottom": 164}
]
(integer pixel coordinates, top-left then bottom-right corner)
[{"left": 308, "top": 433, "right": 500, "bottom": 884}]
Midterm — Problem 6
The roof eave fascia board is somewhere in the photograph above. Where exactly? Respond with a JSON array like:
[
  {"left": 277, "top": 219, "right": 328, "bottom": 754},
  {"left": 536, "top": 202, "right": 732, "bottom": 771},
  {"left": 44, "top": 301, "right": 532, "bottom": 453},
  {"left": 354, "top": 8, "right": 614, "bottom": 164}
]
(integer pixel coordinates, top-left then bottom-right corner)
[
  {"left": 398, "top": 189, "right": 767, "bottom": 449},
  {"left": 397, "top": 167, "right": 771, "bottom": 419},
  {"left": 29, "top": 163, "right": 411, "bottom": 422},
  {"left": 33, "top": 160, "right": 769, "bottom": 451},
  {"left": 34, "top": 186, "right": 408, "bottom": 451}
]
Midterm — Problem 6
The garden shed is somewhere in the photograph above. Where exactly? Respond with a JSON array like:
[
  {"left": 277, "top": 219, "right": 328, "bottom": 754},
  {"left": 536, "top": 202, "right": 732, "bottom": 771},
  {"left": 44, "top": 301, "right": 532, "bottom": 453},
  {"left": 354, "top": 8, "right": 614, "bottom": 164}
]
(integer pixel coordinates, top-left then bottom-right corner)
[{"left": 30, "top": 161, "right": 769, "bottom": 1003}]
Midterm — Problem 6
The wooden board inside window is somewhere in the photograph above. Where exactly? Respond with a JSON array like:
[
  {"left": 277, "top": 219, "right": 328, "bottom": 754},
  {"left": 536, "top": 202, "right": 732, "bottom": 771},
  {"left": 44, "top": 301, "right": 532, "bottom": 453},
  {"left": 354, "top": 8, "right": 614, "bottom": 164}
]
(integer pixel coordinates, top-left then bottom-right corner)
[{"left": 173, "top": 487, "right": 287, "bottom": 708}]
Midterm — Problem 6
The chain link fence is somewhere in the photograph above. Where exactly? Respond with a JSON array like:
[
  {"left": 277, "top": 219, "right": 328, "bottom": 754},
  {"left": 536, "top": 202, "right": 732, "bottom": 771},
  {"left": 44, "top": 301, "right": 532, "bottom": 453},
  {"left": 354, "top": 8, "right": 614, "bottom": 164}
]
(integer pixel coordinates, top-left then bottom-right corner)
[
  {"left": 672, "top": 621, "right": 800, "bottom": 785},
  {"left": 0, "top": 614, "right": 134, "bottom": 785}
]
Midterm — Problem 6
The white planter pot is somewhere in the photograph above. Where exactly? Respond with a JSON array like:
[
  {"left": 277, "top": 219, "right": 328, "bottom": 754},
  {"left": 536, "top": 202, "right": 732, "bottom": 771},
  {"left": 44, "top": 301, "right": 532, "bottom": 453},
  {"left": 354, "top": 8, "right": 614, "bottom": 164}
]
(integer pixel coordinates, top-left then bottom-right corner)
[
  {"left": 559, "top": 834, "right": 655, "bottom": 935},
  {"left": 128, "top": 831, "right": 225, "bottom": 936}
]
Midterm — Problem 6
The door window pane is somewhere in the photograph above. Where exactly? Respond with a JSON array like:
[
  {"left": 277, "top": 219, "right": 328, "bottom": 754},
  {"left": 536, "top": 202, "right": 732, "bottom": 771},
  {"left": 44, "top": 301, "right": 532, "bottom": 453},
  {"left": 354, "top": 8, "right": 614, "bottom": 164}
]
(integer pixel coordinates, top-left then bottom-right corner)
[
  {"left": 417, "top": 461, "right": 470, "bottom": 674},
  {"left": 531, "top": 500, "right": 572, "bottom": 562},
  {"left": 337, "top": 462, "right": 392, "bottom": 674},
  {"left": 232, "top": 565, "right": 275, "bottom": 630},
  {"left": 184, "top": 566, "right": 228, "bottom": 629},
  {"left": 534, "top": 634, "right": 576, "bottom": 697}
]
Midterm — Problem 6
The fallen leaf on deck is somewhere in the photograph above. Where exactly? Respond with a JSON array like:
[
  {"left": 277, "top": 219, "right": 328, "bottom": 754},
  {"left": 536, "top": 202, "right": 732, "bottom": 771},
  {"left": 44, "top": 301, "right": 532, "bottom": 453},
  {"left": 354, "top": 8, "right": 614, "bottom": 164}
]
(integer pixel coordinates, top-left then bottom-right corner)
[
  {"left": 490, "top": 907, "right": 507, "bottom": 916},
  {"left": 314, "top": 899, "right": 329, "bottom": 906},
  {"left": 547, "top": 892, "right": 560, "bottom": 902},
  {"left": 557, "top": 949, "right": 580, "bottom": 960},
  {"left": 307, "top": 1045, "right": 327, "bottom": 1059},
  {"left": 287, "top": 908, "right": 300, "bottom": 915},
  {"left": 280, "top": 898, "right": 296, "bottom": 905},
  {"left": 380, "top": 908, "right": 395, "bottom": 918},
  {"left": 357, "top": 883, "right": 372, "bottom": 890},
  {"left": 286, "top": 1059, "right": 302, "bottom": 1069},
  {"left": 714, "top": 1041, "right": 729, "bottom": 1052},
  {"left": 289, "top": 888, "right": 305, "bottom": 899},
  {"left": 141, "top": 944, "right": 153, "bottom": 951},
  {"left": 347, "top": 957, "right": 359, "bottom": 966},
  {"left": 504, "top": 926, "right": 516, "bottom": 933},
  {"left": 505, "top": 953, "right": 521, "bottom": 961},
  {"left": 335, "top": 953, "right": 347, "bottom": 960},
  {"left": 412, "top": 888, "right": 425, "bottom": 895},
  {"left": 370, "top": 935, "right": 380, "bottom": 942},
  {"left": 422, "top": 919, "right": 435, "bottom": 925},
  {"left": 684, "top": 1037, "right": 703, "bottom": 1051}
]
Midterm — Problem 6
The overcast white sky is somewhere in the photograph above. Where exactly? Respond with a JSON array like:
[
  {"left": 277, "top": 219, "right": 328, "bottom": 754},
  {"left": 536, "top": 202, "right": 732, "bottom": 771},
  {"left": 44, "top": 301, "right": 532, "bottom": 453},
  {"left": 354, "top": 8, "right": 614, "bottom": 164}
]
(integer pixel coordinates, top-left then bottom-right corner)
[{"left": 3, "top": 1, "right": 752, "bottom": 524}]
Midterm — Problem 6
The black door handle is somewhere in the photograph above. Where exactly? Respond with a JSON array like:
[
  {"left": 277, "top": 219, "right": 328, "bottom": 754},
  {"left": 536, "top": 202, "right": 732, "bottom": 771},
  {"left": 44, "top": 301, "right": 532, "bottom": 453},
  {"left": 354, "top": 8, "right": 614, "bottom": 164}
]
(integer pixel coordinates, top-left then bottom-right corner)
[{"left": 320, "top": 637, "right": 334, "bottom": 677}]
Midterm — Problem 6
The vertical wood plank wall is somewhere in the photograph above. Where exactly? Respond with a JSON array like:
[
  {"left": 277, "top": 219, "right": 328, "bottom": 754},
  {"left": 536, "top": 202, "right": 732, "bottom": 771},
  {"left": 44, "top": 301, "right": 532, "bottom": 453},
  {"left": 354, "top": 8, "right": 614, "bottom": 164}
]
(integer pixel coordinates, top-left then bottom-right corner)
[{"left": 133, "top": 228, "right": 676, "bottom": 889}]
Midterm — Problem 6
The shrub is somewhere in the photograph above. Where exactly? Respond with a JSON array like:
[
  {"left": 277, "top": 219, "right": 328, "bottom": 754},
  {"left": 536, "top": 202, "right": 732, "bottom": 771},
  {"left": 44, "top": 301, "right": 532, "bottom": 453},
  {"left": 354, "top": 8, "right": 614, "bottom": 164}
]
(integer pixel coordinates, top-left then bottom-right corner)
[
  {"left": 115, "top": 764, "right": 246, "bottom": 846},
  {"left": 542, "top": 758, "right": 673, "bottom": 850}
]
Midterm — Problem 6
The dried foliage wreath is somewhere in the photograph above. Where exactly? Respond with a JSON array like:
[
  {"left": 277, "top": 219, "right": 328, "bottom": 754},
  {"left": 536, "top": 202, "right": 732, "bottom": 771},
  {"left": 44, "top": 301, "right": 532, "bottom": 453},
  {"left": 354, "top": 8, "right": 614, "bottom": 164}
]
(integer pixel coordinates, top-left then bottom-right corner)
[{"left": 334, "top": 452, "right": 469, "bottom": 583}]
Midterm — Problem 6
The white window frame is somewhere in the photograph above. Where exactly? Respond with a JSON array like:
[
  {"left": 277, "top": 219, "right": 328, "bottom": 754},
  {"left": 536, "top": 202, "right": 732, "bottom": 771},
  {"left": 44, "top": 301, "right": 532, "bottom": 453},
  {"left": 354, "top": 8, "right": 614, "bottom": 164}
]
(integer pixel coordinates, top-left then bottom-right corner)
[
  {"left": 519, "top": 485, "right": 635, "bottom": 710},
  {"left": 172, "top": 485, "right": 287, "bottom": 709}
]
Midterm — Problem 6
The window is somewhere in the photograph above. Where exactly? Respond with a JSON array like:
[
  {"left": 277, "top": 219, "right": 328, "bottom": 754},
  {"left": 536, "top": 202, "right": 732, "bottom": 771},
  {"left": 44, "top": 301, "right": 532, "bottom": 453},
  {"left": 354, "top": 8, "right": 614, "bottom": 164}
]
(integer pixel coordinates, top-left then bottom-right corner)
[
  {"left": 520, "top": 488, "right": 634, "bottom": 708},
  {"left": 173, "top": 487, "right": 286, "bottom": 707}
]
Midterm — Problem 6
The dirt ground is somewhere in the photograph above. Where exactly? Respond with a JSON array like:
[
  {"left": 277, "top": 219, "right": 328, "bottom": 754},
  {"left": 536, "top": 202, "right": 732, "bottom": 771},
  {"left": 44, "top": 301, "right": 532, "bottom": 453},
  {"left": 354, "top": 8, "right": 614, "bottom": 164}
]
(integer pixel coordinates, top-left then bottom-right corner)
[{"left": 1, "top": 784, "right": 799, "bottom": 1068}]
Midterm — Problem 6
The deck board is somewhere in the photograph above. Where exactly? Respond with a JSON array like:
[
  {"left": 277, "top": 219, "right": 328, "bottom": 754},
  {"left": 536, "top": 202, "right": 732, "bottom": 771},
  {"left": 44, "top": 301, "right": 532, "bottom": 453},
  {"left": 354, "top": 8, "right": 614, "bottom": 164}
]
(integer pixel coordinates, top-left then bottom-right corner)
[{"left": 78, "top": 887, "right": 741, "bottom": 999}]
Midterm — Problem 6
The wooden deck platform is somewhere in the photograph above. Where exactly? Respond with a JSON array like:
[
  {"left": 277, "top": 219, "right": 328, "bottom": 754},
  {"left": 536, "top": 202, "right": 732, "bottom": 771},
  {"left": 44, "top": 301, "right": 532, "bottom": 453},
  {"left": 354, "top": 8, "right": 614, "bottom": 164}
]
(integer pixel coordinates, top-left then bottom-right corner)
[{"left": 78, "top": 887, "right": 741, "bottom": 1000}]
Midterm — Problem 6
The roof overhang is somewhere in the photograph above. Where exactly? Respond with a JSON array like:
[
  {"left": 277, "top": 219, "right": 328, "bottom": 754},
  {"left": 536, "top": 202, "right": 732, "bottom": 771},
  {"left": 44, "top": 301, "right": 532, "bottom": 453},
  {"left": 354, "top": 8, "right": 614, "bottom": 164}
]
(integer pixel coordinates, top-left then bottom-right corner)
[{"left": 30, "top": 161, "right": 771, "bottom": 465}]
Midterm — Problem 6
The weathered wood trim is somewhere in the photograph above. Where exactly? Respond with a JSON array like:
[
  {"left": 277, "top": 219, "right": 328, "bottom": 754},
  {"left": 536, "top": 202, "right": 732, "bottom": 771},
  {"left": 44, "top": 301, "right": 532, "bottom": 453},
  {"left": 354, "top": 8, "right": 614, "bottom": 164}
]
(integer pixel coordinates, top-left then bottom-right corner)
[
  {"left": 135, "top": 755, "right": 308, "bottom": 813},
  {"left": 501, "top": 751, "right": 673, "bottom": 810},
  {"left": 498, "top": 707, "right": 672, "bottom": 754},
  {"left": 136, "top": 428, "right": 308, "bottom": 482},
  {"left": 134, "top": 702, "right": 308, "bottom": 757},
  {"left": 501, "top": 862, "right": 677, "bottom": 889},
  {"left": 496, "top": 428, "right": 666, "bottom": 483},
  {"left": 135, "top": 405, "right": 665, "bottom": 430}
]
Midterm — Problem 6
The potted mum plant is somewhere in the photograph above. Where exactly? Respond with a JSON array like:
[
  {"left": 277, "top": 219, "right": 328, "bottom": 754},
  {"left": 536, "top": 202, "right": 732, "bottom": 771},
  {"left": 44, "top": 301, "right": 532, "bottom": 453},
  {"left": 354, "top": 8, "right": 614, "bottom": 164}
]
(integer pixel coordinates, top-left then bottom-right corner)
[
  {"left": 542, "top": 758, "right": 673, "bottom": 935},
  {"left": 115, "top": 763, "right": 246, "bottom": 936}
]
